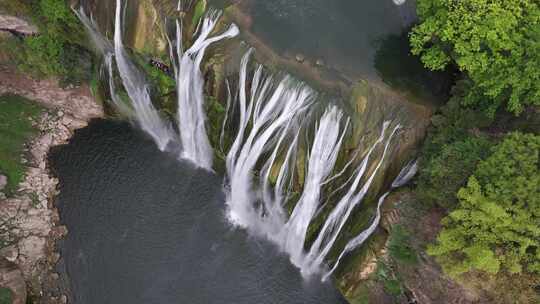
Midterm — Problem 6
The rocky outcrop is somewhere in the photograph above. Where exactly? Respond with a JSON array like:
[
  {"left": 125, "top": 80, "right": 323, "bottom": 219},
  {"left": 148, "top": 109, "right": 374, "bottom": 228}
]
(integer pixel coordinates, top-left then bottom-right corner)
[
  {"left": 0, "top": 175, "right": 6, "bottom": 195},
  {"left": 0, "top": 66, "right": 102, "bottom": 121},
  {"left": 0, "top": 258, "right": 26, "bottom": 304},
  {"left": 0, "top": 66, "right": 103, "bottom": 302},
  {"left": 0, "top": 15, "right": 38, "bottom": 37}
]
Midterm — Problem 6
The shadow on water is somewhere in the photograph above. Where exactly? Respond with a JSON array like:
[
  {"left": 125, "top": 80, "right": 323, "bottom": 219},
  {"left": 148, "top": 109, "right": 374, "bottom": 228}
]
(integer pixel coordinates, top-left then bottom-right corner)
[
  {"left": 234, "top": 0, "right": 418, "bottom": 79},
  {"left": 49, "top": 119, "right": 346, "bottom": 304},
  {"left": 373, "top": 28, "right": 456, "bottom": 104}
]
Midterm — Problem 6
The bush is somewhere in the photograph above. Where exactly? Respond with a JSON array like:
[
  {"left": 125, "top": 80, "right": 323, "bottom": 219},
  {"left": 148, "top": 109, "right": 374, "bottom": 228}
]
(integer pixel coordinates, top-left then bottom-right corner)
[
  {"left": 388, "top": 225, "right": 417, "bottom": 265},
  {"left": 416, "top": 87, "right": 494, "bottom": 208},
  {"left": 417, "top": 136, "right": 493, "bottom": 209},
  {"left": 0, "top": 94, "right": 43, "bottom": 195},
  {"left": 427, "top": 132, "right": 540, "bottom": 277}
]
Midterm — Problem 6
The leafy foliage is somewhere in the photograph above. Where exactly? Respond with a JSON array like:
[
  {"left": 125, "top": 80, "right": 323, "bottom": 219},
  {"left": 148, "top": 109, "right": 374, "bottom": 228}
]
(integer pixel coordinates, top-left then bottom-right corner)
[
  {"left": 428, "top": 132, "right": 540, "bottom": 277},
  {"left": 388, "top": 225, "right": 417, "bottom": 265},
  {"left": 3, "top": 0, "right": 92, "bottom": 85},
  {"left": 416, "top": 87, "right": 494, "bottom": 208},
  {"left": 410, "top": 0, "right": 540, "bottom": 115},
  {"left": 417, "top": 136, "right": 493, "bottom": 209}
]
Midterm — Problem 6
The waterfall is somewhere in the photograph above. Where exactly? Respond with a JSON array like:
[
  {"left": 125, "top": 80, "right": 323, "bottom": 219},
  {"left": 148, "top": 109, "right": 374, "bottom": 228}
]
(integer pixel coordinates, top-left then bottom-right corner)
[
  {"left": 322, "top": 158, "right": 419, "bottom": 281},
  {"left": 223, "top": 49, "right": 408, "bottom": 279},
  {"left": 79, "top": 1, "right": 418, "bottom": 282},
  {"left": 225, "top": 50, "right": 316, "bottom": 231},
  {"left": 322, "top": 192, "right": 390, "bottom": 281},
  {"left": 77, "top": 0, "right": 237, "bottom": 169},
  {"left": 301, "top": 124, "right": 400, "bottom": 275},
  {"left": 113, "top": 0, "right": 176, "bottom": 151},
  {"left": 167, "top": 9, "right": 239, "bottom": 169},
  {"left": 281, "top": 106, "right": 350, "bottom": 265},
  {"left": 392, "top": 159, "right": 418, "bottom": 188}
]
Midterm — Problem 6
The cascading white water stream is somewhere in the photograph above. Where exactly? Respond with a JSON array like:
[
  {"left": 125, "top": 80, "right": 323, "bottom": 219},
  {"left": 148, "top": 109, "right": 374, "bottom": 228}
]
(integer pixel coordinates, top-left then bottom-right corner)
[
  {"left": 73, "top": 7, "right": 112, "bottom": 55},
  {"left": 322, "top": 192, "right": 390, "bottom": 281},
  {"left": 225, "top": 50, "right": 316, "bottom": 232},
  {"left": 77, "top": 0, "right": 238, "bottom": 169},
  {"left": 301, "top": 124, "right": 401, "bottom": 275},
  {"left": 392, "top": 159, "right": 418, "bottom": 188},
  {"left": 322, "top": 157, "right": 419, "bottom": 280},
  {"left": 113, "top": 0, "right": 176, "bottom": 151},
  {"left": 168, "top": 8, "right": 239, "bottom": 169},
  {"left": 223, "top": 49, "right": 412, "bottom": 280},
  {"left": 281, "top": 107, "right": 350, "bottom": 265},
  {"left": 74, "top": 8, "right": 132, "bottom": 117}
]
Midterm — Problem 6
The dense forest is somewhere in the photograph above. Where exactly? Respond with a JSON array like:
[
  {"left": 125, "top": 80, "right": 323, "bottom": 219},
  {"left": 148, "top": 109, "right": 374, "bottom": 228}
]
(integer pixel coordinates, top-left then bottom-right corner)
[{"left": 410, "top": 0, "right": 539, "bottom": 301}]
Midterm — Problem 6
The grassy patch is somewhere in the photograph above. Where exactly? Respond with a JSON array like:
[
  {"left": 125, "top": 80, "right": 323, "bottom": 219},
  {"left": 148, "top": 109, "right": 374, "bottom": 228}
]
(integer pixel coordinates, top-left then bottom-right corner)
[
  {"left": 375, "top": 261, "right": 403, "bottom": 297},
  {"left": 388, "top": 225, "right": 417, "bottom": 265},
  {"left": 0, "top": 0, "right": 92, "bottom": 86},
  {"left": 0, "top": 94, "right": 43, "bottom": 195}
]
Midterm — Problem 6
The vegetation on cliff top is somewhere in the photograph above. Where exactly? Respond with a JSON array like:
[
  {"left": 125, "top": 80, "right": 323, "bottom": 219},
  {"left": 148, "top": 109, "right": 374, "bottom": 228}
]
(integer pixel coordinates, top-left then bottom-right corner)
[
  {"left": 0, "top": 94, "right": 43, "bottom": 195},
  {"left": 411, "top": 0, "right": 540, "bottom": 301},
  {"left": 410, "top": 0, "right": 540, "bottom": 115},
  {"left": 428, "top": 132, "right": 540, "bottom": 276},
  {"left": 0, "top": 0, "right": 91, "bottom": 86}
]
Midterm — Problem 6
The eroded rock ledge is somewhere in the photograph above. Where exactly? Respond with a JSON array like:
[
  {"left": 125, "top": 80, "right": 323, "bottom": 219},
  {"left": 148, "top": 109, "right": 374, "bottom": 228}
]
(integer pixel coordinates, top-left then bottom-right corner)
[
  {"left": 0, "top": 15, "right": 39, "bottom": 37},
  {"left": 0, "top": 66, "right": 103, "bottom": 303}
]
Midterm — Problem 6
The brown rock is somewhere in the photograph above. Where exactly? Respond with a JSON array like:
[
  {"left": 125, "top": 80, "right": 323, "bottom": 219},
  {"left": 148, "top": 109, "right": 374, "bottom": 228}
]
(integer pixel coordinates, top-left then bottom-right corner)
[{"left": 0, "top": 258, "right": 27, "bottom": 304}]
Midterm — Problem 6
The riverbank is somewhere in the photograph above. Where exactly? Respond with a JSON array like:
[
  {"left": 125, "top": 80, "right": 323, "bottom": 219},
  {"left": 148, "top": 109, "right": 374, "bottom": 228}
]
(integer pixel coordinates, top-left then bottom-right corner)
[{"left": 0, "top": 65, "right": 103, "bottom": 303}]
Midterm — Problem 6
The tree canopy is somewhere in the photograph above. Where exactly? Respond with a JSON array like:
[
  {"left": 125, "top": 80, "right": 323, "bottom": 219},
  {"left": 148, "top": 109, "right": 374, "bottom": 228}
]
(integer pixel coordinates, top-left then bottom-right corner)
[
  {"left": 410, "top": 0, "right": 540, "bottom": 115},
  {"left": 428, "top": 132, "right": 540, "bottom": 277}
]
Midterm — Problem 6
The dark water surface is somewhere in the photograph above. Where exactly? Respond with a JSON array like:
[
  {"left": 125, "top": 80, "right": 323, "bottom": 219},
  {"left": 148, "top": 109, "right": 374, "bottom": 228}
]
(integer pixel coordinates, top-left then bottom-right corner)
[
  {"left": 210, "top": 0, "right": 451, "bottom": 102},
  {"left": 50, "top": 120, "right": 347, "bottom": 304},
  {"left": 222, "top": 0, "right": 417, "bottom": 80}
]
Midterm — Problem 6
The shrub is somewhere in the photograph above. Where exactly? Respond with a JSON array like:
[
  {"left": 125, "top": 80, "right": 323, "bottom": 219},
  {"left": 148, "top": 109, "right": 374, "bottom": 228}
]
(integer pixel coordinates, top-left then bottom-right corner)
[
  {"left": 4, "top": 0, "right": 92, "bottom": 85},
  {"left": 428, "top": 132, "right": 540, "bottom": 277},
  {"left": 416, "top": 88, "right": 494, "bottom": 208},
  {"left": 0, "top": 94, "right": 43, "bottom": 195},
  {"left": 417, "top": 136, "right": 493, "bottom": 209},
  {"left": 388, "top": 225, "right": 417, "bottom": 265}
]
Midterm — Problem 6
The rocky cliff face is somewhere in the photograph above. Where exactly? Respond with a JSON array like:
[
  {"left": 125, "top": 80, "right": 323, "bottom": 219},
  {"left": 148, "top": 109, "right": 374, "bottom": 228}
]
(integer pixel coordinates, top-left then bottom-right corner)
[{"left": 0, "top": 15, "right": 38, "bottom": 36}]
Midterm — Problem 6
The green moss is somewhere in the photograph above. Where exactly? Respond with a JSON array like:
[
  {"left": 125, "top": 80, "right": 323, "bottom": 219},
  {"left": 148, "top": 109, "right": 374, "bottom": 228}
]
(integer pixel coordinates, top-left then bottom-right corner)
[
  {"left": 0, "top": 94, "right": 43, "bottom": 195},
  {"left": 0, "top": 288, "right": 12, "bottom": 304},
  {"left": 192, "top": 0, "right": 207, "bottom": 26}
]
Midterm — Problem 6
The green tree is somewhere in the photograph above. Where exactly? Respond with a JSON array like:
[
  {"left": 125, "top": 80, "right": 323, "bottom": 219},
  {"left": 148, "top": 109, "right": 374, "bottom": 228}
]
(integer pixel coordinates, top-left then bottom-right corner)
[
  {"left": 417, "top": 136, "right": 492, "bottom": 209},
  {"left": 428, "top": 132, "right": 540, "bottom": 277},
  {"left": 416, "top": 87, "right": 494, "bottom": 208},
  {"left": 410, "top": 0, "right": 540, "bottom": 115}
]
